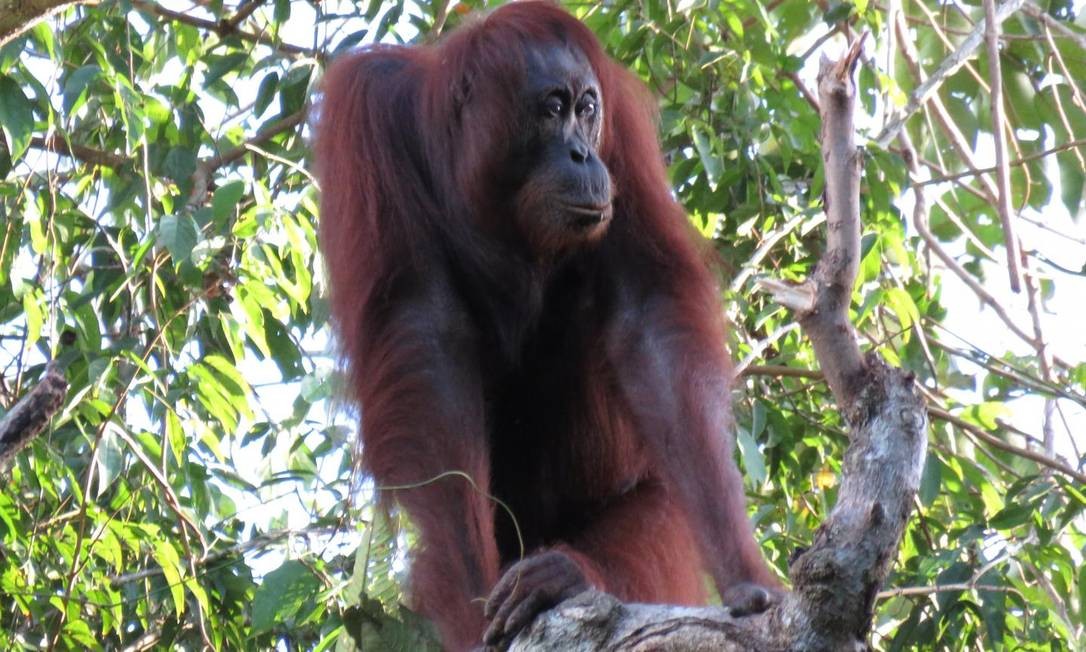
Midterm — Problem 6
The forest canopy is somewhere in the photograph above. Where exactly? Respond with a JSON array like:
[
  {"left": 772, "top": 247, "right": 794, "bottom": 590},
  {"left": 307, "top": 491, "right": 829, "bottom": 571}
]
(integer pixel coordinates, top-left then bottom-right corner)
[{"left": 0, "top": 0, "right": 1084, "bottom": 649}]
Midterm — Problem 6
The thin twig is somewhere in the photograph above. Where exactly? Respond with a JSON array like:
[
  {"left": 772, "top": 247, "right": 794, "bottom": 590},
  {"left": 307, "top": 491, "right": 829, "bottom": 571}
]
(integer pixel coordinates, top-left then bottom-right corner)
[
  {"left": 875, "top": 0, "right": 1026, "bottom": 148},
  {"left": 983, "top": 0, "right": 1022, "bottom": 293},
  {"left": 30, "top": 134, "right": 128, "bottom": 168},
  {"left": 927, "top": 334, "right": 1085, "bottom": 407},
  {"left": 877, "top": 583, "right": 1019, "bottom": 599},
  {"left": 928, "top": 405, "right": 1086, "bottom": 484},
  {"left": 782, "top": 70, "right": 820, "bottom": 112},
  {"left": 129, "top": 0, "right": 319, "bottom": 60},
  {"left": 739, "top": 364, "right": 824, "bottom": 380},
  {"left": 1022, "top": 261, "right": 1053, "bottom": 381},
  {"left": 51, "top": 300, "right": 207, "bottom": 647},
  {"left": 1022, "top": 1, "right": 1086, "bottom": 51},
  {"left": 430, "top": 0, "right": 450, "bottom": 39},
  {"left": 915, "top": 137, "right": 1086, "bottom": 186},
  {"left": 893, "top": 11, "right": 998, "bottom": 203},
  {"left": 108, "top": 526, "right": 326, "bottom": 586},
  {"left": 223, "top": 0, "right": 262, "bottom": 30},
  {"left": 731, "top": 212, "right": 820, "bottom": 293},
  {"left": 897, "top": 133, "right": 1042, "bottom": 356},
  {"left": 188, "top": 109, "right": 307, "bottom": 206},
  {"left": 909, "top": 0, "right": 990, "bottom": 93}
]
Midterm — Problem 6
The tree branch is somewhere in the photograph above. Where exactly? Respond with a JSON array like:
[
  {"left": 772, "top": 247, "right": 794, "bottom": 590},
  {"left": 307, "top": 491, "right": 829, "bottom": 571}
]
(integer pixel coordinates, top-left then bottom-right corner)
[
  {"left": 504, "top": 36, "right": 928, "bottom": 651},
  {"left": 739, "top": 364, "right": 823, "bottom": 380},
  {"left": 1021, "top": 1, "right": 1086, "bottom": 52},
  {"left": 0, "top": 362, "right": 67, "bottom": 466},
  {"left": 129, "top": 0, "right": 319, "bottom": 60},
  {"left": 927, "top": 406, "right": 1086, "bottom": 484},
  {"left": 875, "top": 0, "right": 1026, "bottom": 149},
  {"left": 914, "top": 137, "right": 1086, "bottom": 186},
  {"left": 30, "top": 134, "right": 128, "bottom": 168},
  {"left": 0, "top": 0, "right": 94, "bottom": 47},
  {"left": 187, "top": 108, "right": 306, "bottom": 206},
  {"left": 759, "top": 36, "right": 868, "bottom": 414},
  {"left": 983, "top": 0, "right": 1023, "bottom": 293}
]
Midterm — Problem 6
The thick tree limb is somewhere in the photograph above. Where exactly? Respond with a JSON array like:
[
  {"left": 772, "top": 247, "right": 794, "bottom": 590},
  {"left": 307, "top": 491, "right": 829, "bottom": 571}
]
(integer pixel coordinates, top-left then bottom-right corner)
[
  {"left": 0, "top": 363, "right": 67, "bottom": 465},
  {"left": 510, "top": 355, "right": 927, "bottom": 651},
  {"left": 502, "top": 36, "right": 928, "bottom": 652},
  {"left": 0, "top": 0, "right": 94, "bottom": 47}
]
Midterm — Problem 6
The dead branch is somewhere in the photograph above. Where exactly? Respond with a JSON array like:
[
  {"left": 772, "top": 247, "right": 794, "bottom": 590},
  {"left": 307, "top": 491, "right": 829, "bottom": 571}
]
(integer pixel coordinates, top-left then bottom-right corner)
[{"left": 502, "top": 37, "right": 928, "bottom": 652}]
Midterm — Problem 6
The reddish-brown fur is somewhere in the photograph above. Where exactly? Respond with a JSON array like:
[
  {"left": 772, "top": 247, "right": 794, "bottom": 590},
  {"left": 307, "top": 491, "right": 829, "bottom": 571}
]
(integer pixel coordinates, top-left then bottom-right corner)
[{"left": 316, "top": 3, "right": 779, "bottom": 649}]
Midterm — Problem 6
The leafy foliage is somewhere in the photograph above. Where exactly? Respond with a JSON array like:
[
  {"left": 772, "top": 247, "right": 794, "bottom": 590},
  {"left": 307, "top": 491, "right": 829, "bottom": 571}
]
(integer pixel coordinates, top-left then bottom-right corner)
[{"left": 0, "top": 0, "right": 1083, "bottom": 649}]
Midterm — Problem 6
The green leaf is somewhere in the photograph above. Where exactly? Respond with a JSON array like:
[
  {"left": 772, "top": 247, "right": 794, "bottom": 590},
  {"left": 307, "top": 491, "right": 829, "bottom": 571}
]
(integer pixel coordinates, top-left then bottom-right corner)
[
  {"left": 0, "top": 37, "right": 26, "bottom": 72},
  {"left": 205, "top": 52, "right": 250, "bottom": 87},
  {"left": 30, "top": 22, "right": 56, "bottom": 60},
  {"left": 265, "top": 316, "right": 305, "bottom": 379},
  {"left": 157, "top": 214, "right": 200, "bottom": 263},
  {"left": 1078, "top": 565, "right": 1086, "bottom": 630},
  {"left": 344, "top": 596, "right": 441, "bottom": 651},
  {"left": 919, "top": 453, "right": 941, "bottom": 506},
  {"left": 989, "top": 502, "right": 1033, "bottom": 530},
  {"left": 190, "top": 364, "right": 240, "bottom": 432},
  {"left": 255, "top": 72, "right": 279, "bottom": 117},
  {"left": 94, "top": 426, "right": 126, "bottom": 497},
  {"left": 202, "top": 354, "right": 251, "bottom": 398},
  {"left": 234, "top": 290, "right": 271, "bottom": 358},
  {"left": 21, "top": 291, "right": 42, "bottom": 350},
  {"left": 153, "top": 540, "right": 186, "bottom": 616},
  {"left": 62, "top": 64, "right": 99, "bottom": 115},
  {"left": 724, "top": 12, "right": 744, "bottom": 38},
  {"left": 978, "top": 585, "right": 1006, "bottom": 644},
  {"left": 737, "top": 426, "right": 767, "bottom": 487},
  {"left": 1058, "top": 149, "right": 1085, "bottom": 216},
  {"left": 212, "top": 180, "right": 246, "bottom": 223},
  {"left": 252, "top": 560, "right": 320, "bottom": 632},
  {"left": 691, "top": 125, "right": 721, "bottom": 189},
  {"left": 883, "top": 286, "right": 919, "bottom": 335},
  {"left": 274, "top": 0, "right": 291, "bottom": 23},
  {"left": 966, "top": 402, "right": 1011, "bottom": 430},
  {"left": 184, "top": 576, "right": 211, "bottom": 616},
  {"left": 165, "top": 409, "right": 185, "bottom": 464},
  {"left": 0, "top": 126, "right": 10, "bottom": 177},
  {"left": 163, "top": 146, "right": 197, "bottom": 182},
  {"left": 300, "top": 370, "right": 331, "bottom": 403},
  {"left": 823, "top": 2, "right": 854, "bottom": 24},
  {"left": 0, "top": 75, "right": 35, "bottom": 161}
]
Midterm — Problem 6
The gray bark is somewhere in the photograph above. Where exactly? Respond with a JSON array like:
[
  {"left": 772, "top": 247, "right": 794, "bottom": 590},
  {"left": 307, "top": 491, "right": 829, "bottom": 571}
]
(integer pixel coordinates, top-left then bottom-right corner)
[
  {"left": 0, "top": 363, "right": 67, "bottom": 465},
  {"left": 502, "top": 37, "right": 929, "bottom": 652}
]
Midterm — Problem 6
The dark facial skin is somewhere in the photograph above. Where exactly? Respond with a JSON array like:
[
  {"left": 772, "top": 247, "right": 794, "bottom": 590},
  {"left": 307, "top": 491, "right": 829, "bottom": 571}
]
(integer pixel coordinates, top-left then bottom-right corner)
[{"left": 510, "top": 45, "right": 613, "bottom": 255}]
